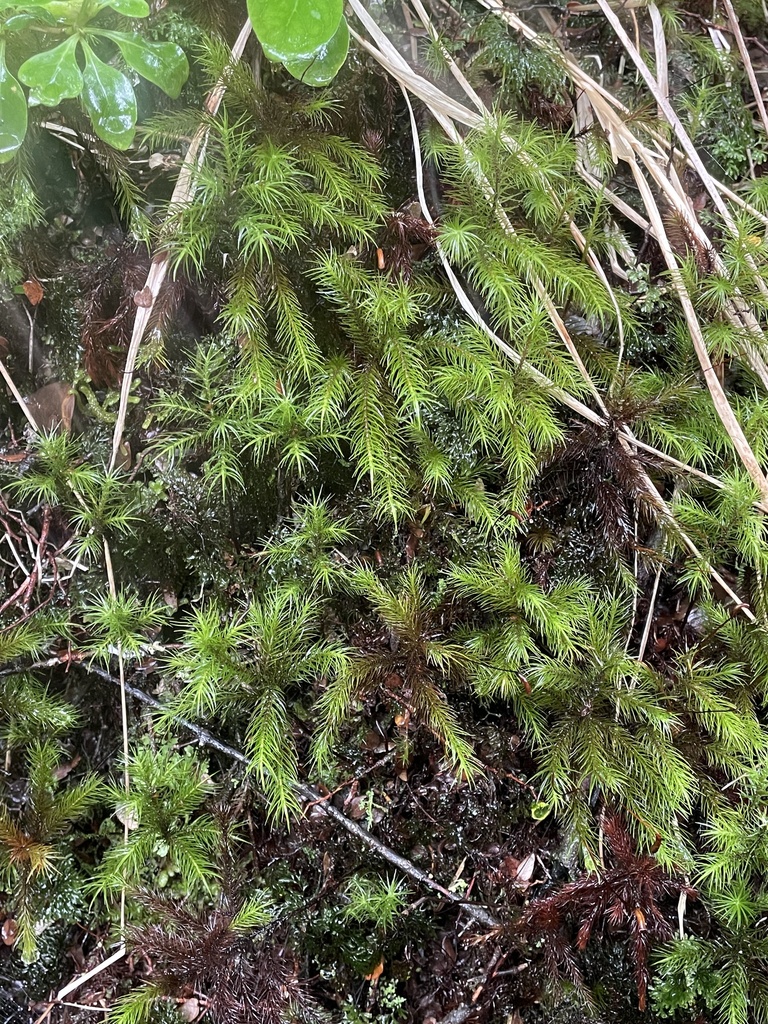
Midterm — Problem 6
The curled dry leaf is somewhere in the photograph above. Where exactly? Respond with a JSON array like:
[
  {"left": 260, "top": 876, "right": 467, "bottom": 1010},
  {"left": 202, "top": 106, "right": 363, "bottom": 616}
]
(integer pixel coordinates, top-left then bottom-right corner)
[
  {"left": 179, "top": 997, "right": 200, "bottom": 1021},
  {"left": 115, "top": 803, "right": 140, "bottom": 830},
  {"left": 515, "top": 852, "right": 536, "bottom": 885},
  {"left": 22, "top": 278, "right": 44, "bottom": 305},
  {"left": 25, "top": 381, "right": 76, "bottom": 433},
  {"left": 53, "top": 753, "right": 82, "bottom": 781}
]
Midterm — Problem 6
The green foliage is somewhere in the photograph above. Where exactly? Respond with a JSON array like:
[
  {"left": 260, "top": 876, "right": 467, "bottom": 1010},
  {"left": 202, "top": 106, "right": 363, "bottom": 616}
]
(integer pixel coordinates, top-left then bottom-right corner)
[
  {"left": 282, "top": 18, "right": 349, "bottom": 87},
  {"left": 653, "top": 929, "right": 768, "bottom": 1024},
  {"left": 652, "top": 938, "right": 719, "bottom": 1018},
  {"left": 0, "top": 740, "right": 102, "bottom": 961},
  {"left": 521, "top": 600, "right": 693, "bottom": 856},
  {"left": 0, "top": 160, "right": 40, "bottom": 282},
  {"left": 3, "top": 5, "right": 768, "bottom": 1019},
  {"left": 314, "top": 563, "right": 480, "bottom": 778},
  {"left": 166, "top": 590, "right": 350, "bottom": 819},
  {"left": 94, "top": 743, "right": 219, "bottom": 898},
  {"left": 343, "top": 874, "right": 407, "bottom": 931},
  {"left": 0, "top": 39, "right": 27, "bottom": 162},
  {"left": 248, "top": 0, "right": 350, "bottom": 86},
  {"left": 6, "top": 432, "right": 142, "bottom": 561},
  {"left": 107, "top": 983, "right": 169, "bottom": 1024},
  {"left": 681, "top": 79, "right": 767, "bottom": 181},
  {"left": 83, "top": 589, "right": 169, "bottom": 661},
  {"left": 0, "top": 612, "right": 71, "bottom": 663},
  {"left": 449, "top": 541, "right": 591, "bottom": 691},
  {"left": 0, "top": 0, "right": 188, "bottom": 156},
  {"left": 259, "top": 496, "right": 355, "bottom": 594},
  {"left": 0, "top": 675, "right": 77, "bottom": 744},
  {"left": 428, "top": 113, "right": 619, "bottom": 389}
]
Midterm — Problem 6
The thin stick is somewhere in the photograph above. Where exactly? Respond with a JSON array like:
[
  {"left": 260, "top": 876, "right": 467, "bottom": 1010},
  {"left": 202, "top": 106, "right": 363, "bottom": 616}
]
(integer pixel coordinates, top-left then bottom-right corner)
[
  {"left": 103, "top": 538, "right": 129, "bottom": 939},
  {"left": 638, "top": 563, "right": 664, "bottom": 662},
  {"left": 83, "top": 664, "right": 500, "bottom": 929},
  {"left": 56, "top": 946, "right": 127, "bottom": 1002},
  {"left": 0, "top": 359, "right": 39, "bottom": 432},
  {"left": 109, "top": 19, "right": 252, "bottom": 470},
  {"left": 721, "top": 0, "right": 768, "bottom": 138}
]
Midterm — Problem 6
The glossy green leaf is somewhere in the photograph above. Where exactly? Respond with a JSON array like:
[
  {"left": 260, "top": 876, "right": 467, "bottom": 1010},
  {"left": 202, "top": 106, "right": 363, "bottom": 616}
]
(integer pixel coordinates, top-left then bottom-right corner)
[
  {"left": 0, "top": 42, "right": 28, "bottom": 163},
  {"left": 98, "top": 31, "right": 188, "bottom": 99},
  {"left": 80, "top": 43, "right": 136, "bottom": 150},
  {"left": 19, "top": 36, "right": 83, "bottom": 107},
  {"left": 35, "top": 0, "right": 105, "bottom": 18},
  {"left": 248, "top": 0, "right": 342, "bottom": 62},
  {"left": 0, "top": 0, "right": 52, "bottom": 10},
  {"left": 97, "top": 0, "right": 149, "bottom": 15},
  {"left": 283, "top": 16, "right": 348, "bottom": 87},
  {"left": 3, "top": 7, "right": 56, "bottom": 30}
]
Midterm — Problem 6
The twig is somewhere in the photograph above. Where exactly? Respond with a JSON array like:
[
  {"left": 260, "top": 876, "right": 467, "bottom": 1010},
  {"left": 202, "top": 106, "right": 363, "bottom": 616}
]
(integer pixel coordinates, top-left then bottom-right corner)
[
  {"left": 109, "top": 19, "right": 253, "bottom": 470},
  {"left": 56, "top": 945, "right": 127, "bottom": 1002},
  {"left": 80, "top": 663, "right": 500, "bottom": 929},
  {"left": 103, "top": 538, "right": 129, "bottom": 939},
  {"left": 638, "top": 562, "right": 664, "bottom": 663},
  {"left": 721, "top": 0, "right": 768, "bottom": 138},
  {"left": 0, "top": 656, "right": 62, "bottom": 678},
  {"left": 0, "top": 358, "right": 39, "bottom": 433}
]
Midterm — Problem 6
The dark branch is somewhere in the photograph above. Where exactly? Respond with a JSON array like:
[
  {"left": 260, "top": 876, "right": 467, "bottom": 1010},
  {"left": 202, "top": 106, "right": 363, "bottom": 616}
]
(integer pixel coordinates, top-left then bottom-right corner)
[{"left": 78, "top": 662, "right": 501, "bottom": 930}]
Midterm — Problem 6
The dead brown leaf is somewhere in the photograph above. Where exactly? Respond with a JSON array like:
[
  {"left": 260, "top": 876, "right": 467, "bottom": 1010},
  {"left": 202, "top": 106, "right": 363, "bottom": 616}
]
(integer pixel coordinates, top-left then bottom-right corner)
[
  {"left": 22, "top": 279, "right": 44, "bottom": 305},
  {"left": 365, "top": 959, "right": 384, "bottom": 983},
  {"left": 53, "top": 754, "right": 81, "bottom": 782}
]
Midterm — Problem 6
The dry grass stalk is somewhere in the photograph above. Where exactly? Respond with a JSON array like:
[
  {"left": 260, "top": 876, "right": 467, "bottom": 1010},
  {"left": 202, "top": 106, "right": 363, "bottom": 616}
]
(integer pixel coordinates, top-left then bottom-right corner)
[
  {"left": 414, "top": 0, "right": 768, "bottom": 498},
  {"left": 648, "top": 3, "right": 669, "bottom": 118},
  {"left": 109, "top": 19, "right": 253, "bottom": 470},
  {"left": 400, "top": 80, "right": 756, "bottom": 618},
  {"left": 409, "top": 0, "right": 623, "bottom": 405},
  {"left": 350, "top": 0, "right": 762, "bottom": 616},
  {"left": 0, "top": 359, "right": 40, "bottom": 432},
  {"left": 632, "top": 162, "right": 768, "bottom": 504},
  {"left": 591, "top": 0, "right": 768, "bottom": 307},
  {"left": 351, "top": 1, "right": 766, "bottom": 482},
  {"left": 474, "top": 0, "right": 768, "bottom": 453},
  {"left": 721, "top": 0, "right": 768, "bottom": 138}
]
